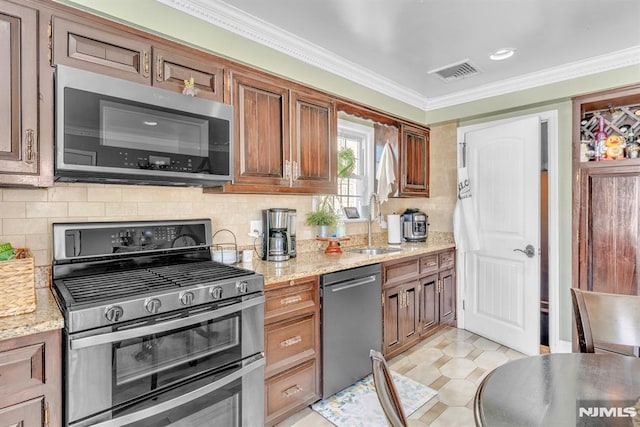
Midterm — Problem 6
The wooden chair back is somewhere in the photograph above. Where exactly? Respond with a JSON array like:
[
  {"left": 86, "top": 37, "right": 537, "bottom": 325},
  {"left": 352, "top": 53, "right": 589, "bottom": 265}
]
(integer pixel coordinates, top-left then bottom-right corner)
[
  {"left": 369, "top": 349, "right": 408, "bottom": 427},
  {"left": 570, "top": 288, "right": 640, "bottom": 353}
]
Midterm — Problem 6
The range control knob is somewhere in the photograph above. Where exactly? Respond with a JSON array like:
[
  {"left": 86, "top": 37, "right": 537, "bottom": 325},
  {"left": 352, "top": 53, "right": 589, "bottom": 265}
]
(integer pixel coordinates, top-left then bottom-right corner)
[
  {"left": 180, "top": 291, "right": 195, "bottom": 306},
  {"left": 145, "top": 298, "right": 162, "bottom": 314},
  {"left": 236, "top": 281, "right": 248, "bottom": 294},
  {"left": 105, "top": 305, "right": 124, "bottom": 322},
  {"left": 210, "top": 286, "right": 223, "bottom": 300}
]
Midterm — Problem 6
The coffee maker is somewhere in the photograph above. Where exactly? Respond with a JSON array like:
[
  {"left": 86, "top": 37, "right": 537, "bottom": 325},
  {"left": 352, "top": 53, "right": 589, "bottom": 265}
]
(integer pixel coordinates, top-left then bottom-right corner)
[{"left": 262, "top": 208, "right": 296, "bottom": 261}]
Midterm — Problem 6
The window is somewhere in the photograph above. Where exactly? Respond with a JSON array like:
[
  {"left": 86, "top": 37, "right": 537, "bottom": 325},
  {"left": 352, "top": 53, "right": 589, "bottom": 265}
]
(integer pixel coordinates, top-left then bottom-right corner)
[{"left": 335, "top": 118, "right": 374, "bottom": 218}]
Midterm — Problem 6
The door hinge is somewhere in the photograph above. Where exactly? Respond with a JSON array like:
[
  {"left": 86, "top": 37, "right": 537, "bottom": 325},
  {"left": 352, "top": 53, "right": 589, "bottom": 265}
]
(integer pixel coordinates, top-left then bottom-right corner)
[
  {"left": 462, "top": 300, "right": 465, "bottom": 310},
  {"left": 47, "top": 20, "right": 52, "bottom": 64},
  {"left": 381, "top": 294, "right": 384, "bottom": 306}
]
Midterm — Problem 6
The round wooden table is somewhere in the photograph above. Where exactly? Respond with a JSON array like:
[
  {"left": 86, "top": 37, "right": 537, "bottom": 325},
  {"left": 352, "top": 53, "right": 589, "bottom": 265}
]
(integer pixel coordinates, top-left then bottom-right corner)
[{"left": 474, "top": 353, "right": 640, "bottom": 426}]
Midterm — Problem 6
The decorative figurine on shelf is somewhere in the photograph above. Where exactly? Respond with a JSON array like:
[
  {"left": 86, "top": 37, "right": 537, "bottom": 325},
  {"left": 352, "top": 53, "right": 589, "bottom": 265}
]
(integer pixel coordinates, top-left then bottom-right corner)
[{"left": 182, "top": 77, "right": 198, "bottom": 96}]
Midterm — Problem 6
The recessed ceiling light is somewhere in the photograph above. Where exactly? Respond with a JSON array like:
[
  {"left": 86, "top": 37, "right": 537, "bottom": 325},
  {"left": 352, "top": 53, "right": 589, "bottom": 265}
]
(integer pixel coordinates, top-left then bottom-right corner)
[
  {"left": 490, "top": 48, "right": 516, "bottom": 61},
  {"left": 143, "top": 120, "right": 158, "bottom": 126}
]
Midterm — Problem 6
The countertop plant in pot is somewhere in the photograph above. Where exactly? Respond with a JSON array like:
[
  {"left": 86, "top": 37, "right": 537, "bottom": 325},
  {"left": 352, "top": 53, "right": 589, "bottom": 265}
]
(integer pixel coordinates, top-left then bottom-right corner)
[{"left": 306, "top": 196, "right": 337, "bottom": 238}]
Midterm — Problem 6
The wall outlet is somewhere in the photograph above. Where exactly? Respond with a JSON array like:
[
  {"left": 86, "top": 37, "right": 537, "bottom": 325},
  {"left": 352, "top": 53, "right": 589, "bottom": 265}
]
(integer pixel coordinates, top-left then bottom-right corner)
[{"left": 249, "top": 220, "right": 262, "bottom": 238}]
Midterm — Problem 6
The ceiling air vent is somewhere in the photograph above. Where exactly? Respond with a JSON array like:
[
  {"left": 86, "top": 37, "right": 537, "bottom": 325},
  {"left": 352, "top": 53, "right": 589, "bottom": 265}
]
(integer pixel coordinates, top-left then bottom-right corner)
[{"left": 428, "top": 59, "right": 480, "bottom": 82}]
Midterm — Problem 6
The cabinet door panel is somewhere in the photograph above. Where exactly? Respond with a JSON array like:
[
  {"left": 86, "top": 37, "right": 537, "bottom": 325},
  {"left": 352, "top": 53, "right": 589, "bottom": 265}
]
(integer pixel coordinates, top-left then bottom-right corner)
[
  {"left": 383, "top": 287, "right": 401, "bottom": 354},
  {"left": 154, "top": 48, "right": 224, "bottom": 101},
  {"left": 584, "top": 169, "right": 640, "bottom": 295},
  {"left": 52, "top": 17, "right": 150, "bottom": 83},
  {"left": 0, "top": 396, "right": 43, "bottom": 427},
  {"left": 439, "top": 269, "right": 456, "bottom": 325},
  {"left": 419, "top": 274, "right": 438, "bottom": 335},
  {"left": 403, "top": 284, "right": 419, "bottom": 342},
  {"left": 232, "top": 73, "right": 289, "bottom": 186},
  {"left": 291, "top": 92, "right": 336, "bottom": 192},
  {"left": 401, "top": 125, "right": 429, "bottom": 196},
  {"left": 0, "top": 2, "right": 38, "bottom": 174}
]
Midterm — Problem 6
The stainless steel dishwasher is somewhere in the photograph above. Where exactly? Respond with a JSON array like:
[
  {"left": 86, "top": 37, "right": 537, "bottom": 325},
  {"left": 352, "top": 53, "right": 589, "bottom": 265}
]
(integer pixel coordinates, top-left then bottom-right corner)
[{"left": 320, "top": 263, "right": 382, "bottom": 398}]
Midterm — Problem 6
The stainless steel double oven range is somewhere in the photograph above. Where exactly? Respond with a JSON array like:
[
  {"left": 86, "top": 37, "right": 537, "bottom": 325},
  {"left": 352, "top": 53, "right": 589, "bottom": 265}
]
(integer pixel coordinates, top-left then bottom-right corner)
[{"left": 51, "top": 219, "right": 264, "bottom": 427}]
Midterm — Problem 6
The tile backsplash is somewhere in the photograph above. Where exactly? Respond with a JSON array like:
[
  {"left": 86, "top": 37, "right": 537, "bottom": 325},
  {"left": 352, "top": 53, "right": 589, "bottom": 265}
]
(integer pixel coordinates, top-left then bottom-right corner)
[{"left": 0, "top": 122, "right": 457, "bottom": 268}]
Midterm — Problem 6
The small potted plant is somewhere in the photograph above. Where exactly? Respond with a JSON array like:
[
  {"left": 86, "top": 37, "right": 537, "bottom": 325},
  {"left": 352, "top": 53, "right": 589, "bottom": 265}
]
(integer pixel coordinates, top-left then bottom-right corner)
[{"left": 306, "top": 196, "right": 337, "bottom": 238}]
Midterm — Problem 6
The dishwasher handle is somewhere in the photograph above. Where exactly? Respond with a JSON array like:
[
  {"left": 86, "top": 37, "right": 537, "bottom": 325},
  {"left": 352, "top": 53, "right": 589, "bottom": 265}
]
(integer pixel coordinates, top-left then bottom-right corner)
[{"left": 329, "top": 275, "right": 377, "bottom": 293}]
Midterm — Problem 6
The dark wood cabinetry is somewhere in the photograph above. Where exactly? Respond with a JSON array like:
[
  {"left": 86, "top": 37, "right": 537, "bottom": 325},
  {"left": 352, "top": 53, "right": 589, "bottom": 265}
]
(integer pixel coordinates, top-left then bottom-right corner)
[
  {"left": 400, "top": 124, "right": 430, "bottom": 196},
  {"left": 264, "top": 276, "right": 320, "bottom": 426},
  {"left": 383, "top": 249, "right": 456, "bottom": 358},
  {"left": 0, "top": 329, "right": 61, "bottom": 427},
  {"left": 51, "top": 16, "right": 225, "bottom": 101},
  {"left": 0, "top": 0, "right": 53, "bottom": 187},
  {"left": 572, "top": 84, "right": 640, "bottom": 296},
  {"left": 290, "top": 90, "right": 336, "bottom": 193},
  {"left": 212, "top": 70, "right": 336, "bottom": 194}
]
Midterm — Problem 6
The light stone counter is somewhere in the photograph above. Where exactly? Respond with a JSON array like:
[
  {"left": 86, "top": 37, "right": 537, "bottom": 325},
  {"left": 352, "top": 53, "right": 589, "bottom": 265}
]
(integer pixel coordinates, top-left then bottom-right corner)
[
  {"left": 0, "top": 288, "right": 64, "bottom": 341},
  {"left": 245, "top": 239, "right": 456, "bottom": 286}
]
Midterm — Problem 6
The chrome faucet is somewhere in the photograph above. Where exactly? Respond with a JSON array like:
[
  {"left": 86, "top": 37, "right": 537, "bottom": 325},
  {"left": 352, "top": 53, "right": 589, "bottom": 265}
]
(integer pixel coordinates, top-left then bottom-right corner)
[{"left": 367, "top": 193, "right": 380, "bottom": 247}]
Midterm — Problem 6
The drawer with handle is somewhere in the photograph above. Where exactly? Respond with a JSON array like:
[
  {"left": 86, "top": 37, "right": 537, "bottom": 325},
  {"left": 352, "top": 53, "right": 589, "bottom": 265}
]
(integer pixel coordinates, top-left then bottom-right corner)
[
  {"left": 265, "top": 314, "right": 316, "bottom": 376},
  {"left": 265, "top": 278, "right": 317, "bottom": 324},
  {"left": 265, "top": 359, "right": 318, "bottom": 423},
  {"left": 439, "top": 250, "right": 455, "bottom": 269},
  {"left": 419, "top": 253, "right": 439, "bottom": 275}
]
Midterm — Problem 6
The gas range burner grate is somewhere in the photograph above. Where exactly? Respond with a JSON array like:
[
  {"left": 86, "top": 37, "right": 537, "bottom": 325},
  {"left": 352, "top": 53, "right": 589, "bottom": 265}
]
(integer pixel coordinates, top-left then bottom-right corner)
[
  {"left": 58, "top": 261, "right": 253, "bottom": 306},
  {"left": 148, "top": 261, "right": 252, "bottom": 287},
  {"left": 59, "top": 269, "right": 176, "bottom": 305}
]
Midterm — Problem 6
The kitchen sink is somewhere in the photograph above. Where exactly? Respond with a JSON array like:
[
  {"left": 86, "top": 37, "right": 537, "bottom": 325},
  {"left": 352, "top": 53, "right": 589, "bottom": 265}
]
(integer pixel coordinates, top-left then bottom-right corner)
[{"left": 347, "top": 247, "right": 402, "bottom": 255}]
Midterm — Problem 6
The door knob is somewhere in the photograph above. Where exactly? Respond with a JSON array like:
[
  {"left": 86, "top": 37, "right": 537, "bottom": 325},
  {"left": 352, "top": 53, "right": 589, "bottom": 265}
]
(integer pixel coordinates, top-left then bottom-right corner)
[{"left": 513, "top": 244, "right": 535, "bottom": 258}]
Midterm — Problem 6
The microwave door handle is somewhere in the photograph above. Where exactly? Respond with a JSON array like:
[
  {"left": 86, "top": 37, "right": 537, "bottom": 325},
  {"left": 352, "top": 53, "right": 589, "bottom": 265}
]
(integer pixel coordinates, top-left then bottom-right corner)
[
  {"left": 90, "top": 357, "right": 265, "bottom": 427},
  {"left": 70, "top": 295, "right": 265, "bottom": 350}
]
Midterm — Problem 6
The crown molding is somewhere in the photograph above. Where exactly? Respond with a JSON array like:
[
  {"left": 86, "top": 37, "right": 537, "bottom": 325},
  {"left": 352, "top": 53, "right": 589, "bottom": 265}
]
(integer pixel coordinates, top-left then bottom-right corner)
[
  {"left": 157, "top": 0, "right": 640, "bottom": 112},
  {"left": 425, "top": 46, "right": 640, "bottom": 110}
]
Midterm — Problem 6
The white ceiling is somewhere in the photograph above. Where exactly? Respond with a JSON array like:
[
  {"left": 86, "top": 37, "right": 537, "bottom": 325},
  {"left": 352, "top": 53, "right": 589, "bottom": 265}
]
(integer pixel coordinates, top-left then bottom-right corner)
[{"left": 159, "top": 0, "right": 640, "bottom": 110}]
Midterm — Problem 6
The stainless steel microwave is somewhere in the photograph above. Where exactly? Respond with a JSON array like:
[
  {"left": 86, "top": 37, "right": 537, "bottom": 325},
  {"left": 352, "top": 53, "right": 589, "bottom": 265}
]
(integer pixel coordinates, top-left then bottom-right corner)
[{"left": 55, "top": 65, "right": 233, "bottom": 187}]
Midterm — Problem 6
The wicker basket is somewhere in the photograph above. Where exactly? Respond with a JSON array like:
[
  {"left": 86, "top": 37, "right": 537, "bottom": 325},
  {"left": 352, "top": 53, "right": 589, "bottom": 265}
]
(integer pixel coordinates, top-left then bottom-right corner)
[{"left": 0, "top": 250, "right": 36, "bottom": 317}]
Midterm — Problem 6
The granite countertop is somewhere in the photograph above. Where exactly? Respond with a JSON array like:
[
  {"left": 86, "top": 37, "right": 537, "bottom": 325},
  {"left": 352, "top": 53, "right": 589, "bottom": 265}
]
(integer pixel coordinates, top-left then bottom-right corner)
[
  {"left": 246, "top": 240, "right": 456, "bottom": 286},
  {"left": 0, "top": 288, "right": 64, "bottom": 341}
]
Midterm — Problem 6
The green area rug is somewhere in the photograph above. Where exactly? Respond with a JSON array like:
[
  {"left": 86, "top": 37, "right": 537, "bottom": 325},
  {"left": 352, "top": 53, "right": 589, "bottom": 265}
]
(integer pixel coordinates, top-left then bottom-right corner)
[{"left": 311, "top": 372, "right": 438, "bottom": 426}]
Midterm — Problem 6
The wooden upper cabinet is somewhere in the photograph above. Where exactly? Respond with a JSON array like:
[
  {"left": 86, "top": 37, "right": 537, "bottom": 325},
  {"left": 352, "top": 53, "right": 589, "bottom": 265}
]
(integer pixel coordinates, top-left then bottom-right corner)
[
  {"left": 290, "top": 91, "right": 336, "bottom": 193},
  {"left": 231, "top": 71, "right": 290, "bottom": 187},
  {"left": 400, "top": 124, "right": 429, "bottom": 196},
  {"left": 153, "top": 47, "right": 224, "bottom": 102},
  {"left": 51, "top": 16, "right": 151, "bottom": 83},
  {"left": 0, "top": 0, "right": 52, "bottom": 186},
  {"left": 212, "top": 70, "right": 336, "bottom": 194},
  {"left": 51, "top": 17, "right": 225, "bottom": 101}
]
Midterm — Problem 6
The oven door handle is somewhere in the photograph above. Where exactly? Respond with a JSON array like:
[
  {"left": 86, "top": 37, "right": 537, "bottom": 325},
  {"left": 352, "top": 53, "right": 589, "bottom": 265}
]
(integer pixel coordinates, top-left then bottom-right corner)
[
  {"left": 70, "top": 295, "right": 265, "bottom": 350},
  {"left": 90, "top": 356, "right": 265, "bottom": 427}
]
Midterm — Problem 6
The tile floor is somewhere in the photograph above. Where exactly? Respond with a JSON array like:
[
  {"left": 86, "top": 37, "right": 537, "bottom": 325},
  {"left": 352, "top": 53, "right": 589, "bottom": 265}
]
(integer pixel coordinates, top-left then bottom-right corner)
[{"left": 275, "top": 326, "right": 526, "bottom": 427}]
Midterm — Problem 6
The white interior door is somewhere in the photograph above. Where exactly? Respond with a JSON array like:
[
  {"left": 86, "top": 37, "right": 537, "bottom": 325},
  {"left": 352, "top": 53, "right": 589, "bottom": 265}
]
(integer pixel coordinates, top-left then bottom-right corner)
[{"left": 462, "top": 116, "right": 540, "bottom": 355}]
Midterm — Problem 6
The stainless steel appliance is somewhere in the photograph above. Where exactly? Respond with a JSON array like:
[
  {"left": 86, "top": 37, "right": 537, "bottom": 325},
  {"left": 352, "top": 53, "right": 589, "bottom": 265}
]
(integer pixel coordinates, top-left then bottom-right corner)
[
  {"left": 51, "top": 219, "right": 264, "bottom": 427},
  {"left": 401, "top": 208, "right": 428, "bottom": 242},
  {"left": 55, "top": 65, "right": 233, "bottom": 187},
  {"left": 262, "top": 208, "right": 296, "bottom": 261},
  {"left": 320, "top": 264, "right": 382, "bottom": 398}
]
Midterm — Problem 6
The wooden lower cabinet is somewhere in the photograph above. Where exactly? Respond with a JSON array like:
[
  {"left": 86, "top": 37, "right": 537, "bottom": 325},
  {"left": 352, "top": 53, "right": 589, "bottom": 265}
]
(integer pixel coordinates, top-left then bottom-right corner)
[
  {"left": 0, "top": 329, "right": 61, "bottom": 427},
  {"left": 383, "top": 281, "right": 420, "bottom": 357},
  {"left": 264, "top": 276, "right": 320, "bottom": 426},
  {"left": 383, "top": 249, "right": 456, "bottom": 358}
]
